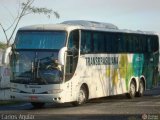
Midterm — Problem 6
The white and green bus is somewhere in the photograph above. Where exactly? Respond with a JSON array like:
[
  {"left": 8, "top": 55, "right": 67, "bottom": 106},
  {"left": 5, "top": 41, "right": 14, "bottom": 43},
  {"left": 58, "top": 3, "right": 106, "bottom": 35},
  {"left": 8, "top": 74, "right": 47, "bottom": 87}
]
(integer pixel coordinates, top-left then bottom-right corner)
[{"left": 8, "top": 20, "right": 159, "bottom": 107}]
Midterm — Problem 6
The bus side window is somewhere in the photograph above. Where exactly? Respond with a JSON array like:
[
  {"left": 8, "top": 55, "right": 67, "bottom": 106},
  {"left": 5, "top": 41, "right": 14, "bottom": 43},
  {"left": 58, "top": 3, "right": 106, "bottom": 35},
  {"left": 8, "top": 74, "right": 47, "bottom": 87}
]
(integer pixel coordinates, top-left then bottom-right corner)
[
  {"left": 147, "top": 37, "right": 152, "bottom": 53},
  {"left": 118, "top": 33, "right": 126, "bottom": 53},
  {"left": 111, "top": 33, "right": 118, "bottom": 53},
  {"left": 152, "top": 36, "right": 159, "bottom": 52},
  {"left": 105, "top": 33, "right": 111, "bottom": 52},
  {"left": 134, "top": 35, "right": 139, "bottom": 53},
  {"left": 126, "top": 34, "right": 132, "bottom": 53},
  {"left": 93, "top": 32, "right": 105, "bottom": 53},
  {"left": 137, "top": 35, "right": 143, "bottom": 53},
  {"left": 93, "top": 32, "right": 99, "bottom": 53},
  {"left": 147, "top": 35, "right": 159, "bottom": 53},
  {"left": 105, "top": 32, "right": 117, "bottom": 53},
  {"left": 142, "top": 35, "right": 148, "bottom": 53},
  {"left": 68, "top": 30, "right": 79, "bottom": 54},
  {"left": 81, "top": 31, "right": 92, "bottom": 54}
]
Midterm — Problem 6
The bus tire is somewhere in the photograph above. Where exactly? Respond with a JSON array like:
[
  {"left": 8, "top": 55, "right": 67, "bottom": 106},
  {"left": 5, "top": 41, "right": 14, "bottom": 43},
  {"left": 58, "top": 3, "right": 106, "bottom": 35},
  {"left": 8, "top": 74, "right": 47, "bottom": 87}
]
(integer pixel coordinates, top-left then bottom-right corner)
[
  {"left": 126, "top": 80, "right": 136, "bottom": 99},
  {"left": 136, "top": 80, "right": 144, "bottom": 97},
  {"left": 72, "top": 85, "right": 87, "bottom": 106},
  {"left": 31, "top": 102, "right": 45, "bottom": 108}
]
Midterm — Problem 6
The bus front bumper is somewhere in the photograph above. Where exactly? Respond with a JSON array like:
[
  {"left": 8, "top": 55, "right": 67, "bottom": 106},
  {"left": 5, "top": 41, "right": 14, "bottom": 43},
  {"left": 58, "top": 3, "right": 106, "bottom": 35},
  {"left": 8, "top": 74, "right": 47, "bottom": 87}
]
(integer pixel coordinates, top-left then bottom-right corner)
[{"left": 10, "top": 92, "right": 65, "bottom": 104}]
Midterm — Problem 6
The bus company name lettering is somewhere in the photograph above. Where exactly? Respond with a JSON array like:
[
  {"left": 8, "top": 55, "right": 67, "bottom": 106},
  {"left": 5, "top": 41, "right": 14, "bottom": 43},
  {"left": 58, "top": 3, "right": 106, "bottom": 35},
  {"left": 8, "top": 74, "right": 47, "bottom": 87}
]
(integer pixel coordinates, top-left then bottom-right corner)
[{"left": 85, "top": 57, "right": 119, "bottom": 66}]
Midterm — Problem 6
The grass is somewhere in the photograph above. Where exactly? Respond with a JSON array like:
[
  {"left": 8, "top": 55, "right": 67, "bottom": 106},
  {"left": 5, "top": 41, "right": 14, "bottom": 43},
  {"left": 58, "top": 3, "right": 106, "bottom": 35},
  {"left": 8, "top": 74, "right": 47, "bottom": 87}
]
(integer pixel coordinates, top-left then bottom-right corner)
[
  {"left": 0, "top": 42, "right": 7, "bottom": 49},
  {"left": 0, "top": 101, "right": 21, "bottom": 106}
]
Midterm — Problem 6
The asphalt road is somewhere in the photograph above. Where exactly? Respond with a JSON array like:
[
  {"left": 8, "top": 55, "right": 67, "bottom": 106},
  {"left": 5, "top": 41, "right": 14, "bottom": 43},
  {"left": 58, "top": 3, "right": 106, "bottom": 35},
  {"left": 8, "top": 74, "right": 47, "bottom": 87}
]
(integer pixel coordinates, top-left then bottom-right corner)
[{"left": 0, "top": 85, "right": 160, "bottom": 120}]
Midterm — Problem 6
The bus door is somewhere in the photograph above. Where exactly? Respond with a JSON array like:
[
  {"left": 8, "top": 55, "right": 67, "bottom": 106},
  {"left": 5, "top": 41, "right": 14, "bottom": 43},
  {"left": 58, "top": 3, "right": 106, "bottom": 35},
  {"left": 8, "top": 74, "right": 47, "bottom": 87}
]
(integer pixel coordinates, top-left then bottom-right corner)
[{"left": 65, "top": 30, "right": 79, "bottom": 99}]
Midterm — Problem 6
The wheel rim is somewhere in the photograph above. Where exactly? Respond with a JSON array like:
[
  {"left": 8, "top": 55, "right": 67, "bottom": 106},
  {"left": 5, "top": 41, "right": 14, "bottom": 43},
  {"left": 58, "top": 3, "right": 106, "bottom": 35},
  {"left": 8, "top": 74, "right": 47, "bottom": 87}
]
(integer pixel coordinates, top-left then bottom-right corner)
[
  {"left": 78, "top": 89, "right": 86, "bottom": 104},
  {"left": 130, "top": 83, "right": 136, "bottom": 96}
]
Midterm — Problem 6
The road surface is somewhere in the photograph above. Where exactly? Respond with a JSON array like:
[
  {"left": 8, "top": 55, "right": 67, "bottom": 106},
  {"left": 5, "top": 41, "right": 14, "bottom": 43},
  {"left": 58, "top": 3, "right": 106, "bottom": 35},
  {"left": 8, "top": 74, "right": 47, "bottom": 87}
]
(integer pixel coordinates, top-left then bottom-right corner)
[{"left": 0, "top": 85, "right": 160, "bottom": 120}]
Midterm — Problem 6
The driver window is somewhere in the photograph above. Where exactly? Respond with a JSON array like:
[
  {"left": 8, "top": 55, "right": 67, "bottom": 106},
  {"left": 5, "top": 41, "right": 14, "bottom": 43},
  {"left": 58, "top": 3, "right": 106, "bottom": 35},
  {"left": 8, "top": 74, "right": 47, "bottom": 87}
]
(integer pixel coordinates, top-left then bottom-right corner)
[
  {"left": 65, "top": 30, "right": 79, "bottom": 81},
  {"left": 68, "top": 30, "right": 79, "bottom": 54}
]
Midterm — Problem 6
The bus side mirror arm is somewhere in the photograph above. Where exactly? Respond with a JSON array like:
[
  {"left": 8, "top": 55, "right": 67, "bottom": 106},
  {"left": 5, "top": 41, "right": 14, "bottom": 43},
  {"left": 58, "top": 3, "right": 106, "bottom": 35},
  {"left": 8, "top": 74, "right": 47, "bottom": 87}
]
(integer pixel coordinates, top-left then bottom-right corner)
[{"left": 58, "top": 47, "right": 67, "bottom": 66}]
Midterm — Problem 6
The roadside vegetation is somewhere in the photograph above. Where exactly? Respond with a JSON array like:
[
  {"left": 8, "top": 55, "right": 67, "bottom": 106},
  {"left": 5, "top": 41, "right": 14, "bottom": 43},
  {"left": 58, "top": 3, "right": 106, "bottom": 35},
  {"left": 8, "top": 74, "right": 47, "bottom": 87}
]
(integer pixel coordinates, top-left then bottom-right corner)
[
  {"left": 0, "top": 101, "right": 22, "bottom": 106},
  {"left": 0, "top": 42, "right": 7, "bottom": 49}
]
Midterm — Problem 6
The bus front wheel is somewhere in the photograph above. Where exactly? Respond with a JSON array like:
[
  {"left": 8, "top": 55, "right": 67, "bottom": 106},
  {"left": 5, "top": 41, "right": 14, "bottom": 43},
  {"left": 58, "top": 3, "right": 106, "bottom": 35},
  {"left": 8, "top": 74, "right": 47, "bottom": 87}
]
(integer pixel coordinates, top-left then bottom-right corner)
[
  {"left": 126, "top": 81, "right": 136, "bottom": 99},
  {"left": 72, "top": 85, "right": 88, "bottom": 106},
  {"left": 31, "top": 102, "right": 45, "bottom": 108}
]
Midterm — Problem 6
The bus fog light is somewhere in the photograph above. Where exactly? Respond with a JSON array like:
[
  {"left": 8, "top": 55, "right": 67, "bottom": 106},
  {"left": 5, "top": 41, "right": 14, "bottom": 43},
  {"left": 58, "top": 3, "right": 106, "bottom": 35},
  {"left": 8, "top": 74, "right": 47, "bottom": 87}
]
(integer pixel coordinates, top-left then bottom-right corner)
[
  {"left": 54, "top": 98, "right": 57, "bottom": 101},
  {"left": 48, "top": 89, "right": 63, "bottom": 94},
  {"left": 10, "top": 95, "right": 15, "bottom": 99},
  {"left": 58, "top": 97, "right": 61, "bottom": 100},
  {"left": 53, "top": 97, "right": 61, "bottom": 101}
]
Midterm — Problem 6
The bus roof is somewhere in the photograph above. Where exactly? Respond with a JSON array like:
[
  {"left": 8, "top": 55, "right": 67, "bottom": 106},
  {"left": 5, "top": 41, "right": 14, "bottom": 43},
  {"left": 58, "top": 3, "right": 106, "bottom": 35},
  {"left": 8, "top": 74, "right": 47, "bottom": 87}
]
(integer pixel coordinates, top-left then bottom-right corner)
[{"left": 19, "top": 20, "right": 157, "bottom": 36}]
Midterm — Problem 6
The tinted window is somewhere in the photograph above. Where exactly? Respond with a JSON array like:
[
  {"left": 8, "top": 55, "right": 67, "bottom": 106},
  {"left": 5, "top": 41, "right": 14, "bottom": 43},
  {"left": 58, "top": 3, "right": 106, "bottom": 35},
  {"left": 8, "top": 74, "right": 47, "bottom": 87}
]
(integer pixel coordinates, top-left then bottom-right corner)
[
  {"left": 15, "top": 31, "right": 66, "bottom": 49},
  {"left": 118, "top": 33, "right": 126, "bottom": 52},
  {"left": 68, "top": 30, "right": 79, "bottom": 51},
  {"left": 105, "top": 32, "right": 118, "bottom": 53},
  {"left": 93, "top": 32, "right": 105, "bottom": 53},
  {"left": 151, "top": 36, "right": 159, "bottom": 52},
  {"left": 81, "top": 30, "right": 159, "bottom": 54},
  {"left": 81, "top": 31, "right": 92, "bottom": 53}
]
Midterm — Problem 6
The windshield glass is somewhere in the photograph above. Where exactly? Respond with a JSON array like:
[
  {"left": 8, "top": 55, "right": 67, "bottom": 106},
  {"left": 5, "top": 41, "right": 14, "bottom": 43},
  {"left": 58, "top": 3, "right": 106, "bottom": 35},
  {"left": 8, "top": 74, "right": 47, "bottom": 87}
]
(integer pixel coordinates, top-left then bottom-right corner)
[
  {"left": 10, "top": 50, "right": 63, "bottom": 84},
  {"left": 11, "top": 30, "right": 66, "bottom": 84},
  {"left": 15, "top": 31, "right": 66, "bottom": 49}
]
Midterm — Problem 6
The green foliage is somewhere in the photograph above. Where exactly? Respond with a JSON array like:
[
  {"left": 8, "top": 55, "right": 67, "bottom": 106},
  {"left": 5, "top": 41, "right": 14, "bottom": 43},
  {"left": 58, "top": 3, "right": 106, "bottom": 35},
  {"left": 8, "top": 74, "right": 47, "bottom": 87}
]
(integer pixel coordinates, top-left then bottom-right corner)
[
  {"left": 21, "top": 0, "right": 60, "bottom": 19},
  {"left": 0, "top": 101, "right": 21, "bottom": 106},
  {"left": 0, "top": 42, "right": 7, "bottom": 49}
]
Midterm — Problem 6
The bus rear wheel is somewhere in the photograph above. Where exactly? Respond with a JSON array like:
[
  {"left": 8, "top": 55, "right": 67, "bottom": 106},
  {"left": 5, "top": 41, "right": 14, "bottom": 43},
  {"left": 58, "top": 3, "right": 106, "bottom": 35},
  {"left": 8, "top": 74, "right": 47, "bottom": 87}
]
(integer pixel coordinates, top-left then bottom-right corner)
[
  {"left": 126, "top": 81, "right": 136, "bottom": 99},
  {"left": 72, "top": 85, "right": 88, "bottom": 106},
  {"left": 31, "top": 102, "right": 45, "bottom": 108},
  {"left": 136, "top": 80, "right": 144, "bottom": 97}
]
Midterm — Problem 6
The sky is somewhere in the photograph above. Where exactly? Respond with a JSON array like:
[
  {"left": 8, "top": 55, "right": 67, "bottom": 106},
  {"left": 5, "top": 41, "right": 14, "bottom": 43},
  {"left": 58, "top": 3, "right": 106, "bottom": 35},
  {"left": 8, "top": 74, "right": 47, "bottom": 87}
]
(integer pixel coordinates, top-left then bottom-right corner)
[{"left": 0, "top": 0, "right": 160, "bottom": 43}]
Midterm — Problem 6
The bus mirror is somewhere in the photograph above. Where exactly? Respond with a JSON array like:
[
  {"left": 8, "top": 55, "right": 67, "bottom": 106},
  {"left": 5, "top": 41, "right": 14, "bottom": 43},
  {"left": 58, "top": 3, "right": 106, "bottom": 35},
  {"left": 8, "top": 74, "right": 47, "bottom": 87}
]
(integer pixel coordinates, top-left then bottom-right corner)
[
  {"left": 3, "top": 47, "right": 12, "bottom": 65},
  {"left": 58, "top": 47, "right": 67, "bottom": 65}
]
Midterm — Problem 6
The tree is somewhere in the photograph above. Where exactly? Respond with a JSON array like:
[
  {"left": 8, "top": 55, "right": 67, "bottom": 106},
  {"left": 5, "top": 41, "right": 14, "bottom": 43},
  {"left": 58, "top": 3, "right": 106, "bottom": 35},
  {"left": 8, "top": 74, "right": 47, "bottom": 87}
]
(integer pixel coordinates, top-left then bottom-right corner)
[{"left": 0, "top": 0, "right": 60, "bottom": 46}]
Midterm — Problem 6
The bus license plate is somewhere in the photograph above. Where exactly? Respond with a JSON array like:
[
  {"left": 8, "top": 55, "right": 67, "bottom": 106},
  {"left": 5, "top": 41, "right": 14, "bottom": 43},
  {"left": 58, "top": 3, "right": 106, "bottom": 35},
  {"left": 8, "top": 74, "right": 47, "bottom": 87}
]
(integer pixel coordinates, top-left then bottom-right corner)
[{"left": 29, "top": 96, "right": 38, "bottom": 101}]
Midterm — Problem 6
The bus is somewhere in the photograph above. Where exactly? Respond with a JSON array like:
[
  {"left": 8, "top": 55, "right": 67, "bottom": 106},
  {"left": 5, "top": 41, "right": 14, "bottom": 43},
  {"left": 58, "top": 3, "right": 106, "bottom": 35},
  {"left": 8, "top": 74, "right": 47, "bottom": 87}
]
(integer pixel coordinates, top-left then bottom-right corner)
[{"left": 8, "top": 20, "right": 159, "bottom": 107}]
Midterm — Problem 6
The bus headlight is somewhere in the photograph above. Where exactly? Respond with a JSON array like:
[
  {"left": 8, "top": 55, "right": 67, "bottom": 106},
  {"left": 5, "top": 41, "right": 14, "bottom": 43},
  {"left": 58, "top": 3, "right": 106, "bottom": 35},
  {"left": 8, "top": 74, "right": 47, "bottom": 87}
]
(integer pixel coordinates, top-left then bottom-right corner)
[{"left": 47, "top": 89, "right": 63, "bottom": 94}]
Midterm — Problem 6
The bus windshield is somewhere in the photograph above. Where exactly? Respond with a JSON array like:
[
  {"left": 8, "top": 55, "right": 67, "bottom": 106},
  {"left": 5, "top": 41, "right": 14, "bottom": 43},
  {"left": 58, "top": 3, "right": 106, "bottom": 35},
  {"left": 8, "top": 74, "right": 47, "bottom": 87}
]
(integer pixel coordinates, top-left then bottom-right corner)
[
  {"left": 15, "top": 31, "right": 66, "bottom": 49},
  {"left": 10, "top": 50, "right": 63, "bottom": 84},
  {"left": 10, "top": 31, "right": 66, "bottom": 85}
]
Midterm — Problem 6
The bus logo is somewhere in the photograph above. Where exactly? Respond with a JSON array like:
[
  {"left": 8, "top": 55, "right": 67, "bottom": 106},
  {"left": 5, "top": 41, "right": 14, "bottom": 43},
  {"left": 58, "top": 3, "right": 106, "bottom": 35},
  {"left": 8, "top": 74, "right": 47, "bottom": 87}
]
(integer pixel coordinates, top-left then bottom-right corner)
[
  {"left": 32, "top": 89, "right": 35, "bottom": 94},
  {"left": 85, "top": 56, "right": 118, "bottom": 66}
]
